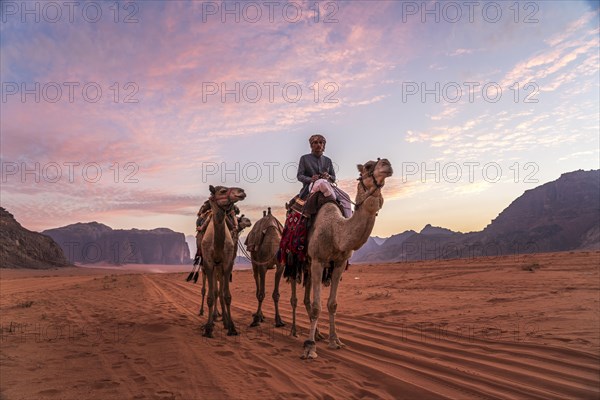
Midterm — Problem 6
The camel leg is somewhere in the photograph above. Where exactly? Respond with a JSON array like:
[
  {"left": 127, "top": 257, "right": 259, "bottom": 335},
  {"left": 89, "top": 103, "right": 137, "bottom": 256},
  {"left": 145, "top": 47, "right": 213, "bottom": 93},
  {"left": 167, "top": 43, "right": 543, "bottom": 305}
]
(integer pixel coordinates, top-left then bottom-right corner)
[
  {"left": 303, "top": 276, "right": 324, "bottom": 341},
  {"left": 199, "top": 268, "right": 206, "bottom": 316},
  {"left": 250, "top": 262, "right": 260, "bottom": 325},
  {"left": 290, "top": 279, "right": 298, "bottom": 337},
  {"left": 273, "top": 263, "right": 285, "bottom": 327},
  {"left": 258, "top": 268, "right": 266, "bottom": 322},
  {"left": 302, "top": 262, "right": 324, "bottom": 359},
  {"left": 203, "top": 267, "right": 216, "bottom": 338},
  {"left": 215, "top": 277, "right": 225, "bottom": 318},
  {"left": 223, "top": 268, "right": 238, "bottom": 336},
  {"left": 327, "top": 265, "right": 346, "bottom": 350},
  {"left": 250, "top": 263, "right": 265, "bottom": 327},
  {"left": 218, "top": 275, "right": 228, "bottom": 329},
  {"left": 213, "top": 272, "right": 223, "bottom": 321}
]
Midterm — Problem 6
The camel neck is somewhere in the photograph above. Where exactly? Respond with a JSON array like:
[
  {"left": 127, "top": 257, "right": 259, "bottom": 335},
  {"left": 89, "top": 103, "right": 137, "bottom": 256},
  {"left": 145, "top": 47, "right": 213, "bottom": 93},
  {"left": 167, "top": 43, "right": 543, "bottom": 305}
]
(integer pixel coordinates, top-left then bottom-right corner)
[{"left": 335, "top": 196, "right": 379, "bottom": 251}]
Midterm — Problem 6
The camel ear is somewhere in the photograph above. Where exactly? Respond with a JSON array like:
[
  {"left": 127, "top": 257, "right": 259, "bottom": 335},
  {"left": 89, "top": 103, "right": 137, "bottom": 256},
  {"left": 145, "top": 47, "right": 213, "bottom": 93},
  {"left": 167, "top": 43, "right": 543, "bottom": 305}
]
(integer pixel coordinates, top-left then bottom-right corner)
[
  {"left": 357, "top": 164, "right": 364, "bottom": 173},
  {"left": 363, "top": 160, "right": 376, "bottom": 173},
  {"left": 209, "top": 185, "right": 216, "bottom": 195}
]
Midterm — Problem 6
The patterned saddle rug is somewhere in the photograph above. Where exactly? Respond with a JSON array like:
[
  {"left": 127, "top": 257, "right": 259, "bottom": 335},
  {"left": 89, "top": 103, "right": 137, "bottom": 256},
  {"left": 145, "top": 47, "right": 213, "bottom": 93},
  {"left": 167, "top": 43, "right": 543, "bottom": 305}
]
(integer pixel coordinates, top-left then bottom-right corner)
[
  {"left": 278, "top": 209, "right": 309, "bottom": 283},
  {"left": 279, "top": 192, "right": 344, "bottom": 284}
]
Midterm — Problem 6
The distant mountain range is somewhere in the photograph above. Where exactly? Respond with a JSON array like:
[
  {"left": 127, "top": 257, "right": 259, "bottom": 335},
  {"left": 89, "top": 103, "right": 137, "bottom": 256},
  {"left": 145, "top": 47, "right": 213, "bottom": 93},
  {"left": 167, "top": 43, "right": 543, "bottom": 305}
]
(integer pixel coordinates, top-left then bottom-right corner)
[
  {"left": 43, "top": 223, "right": 190, "bottom": 265},
  {"left": 2, "top": 169, "right": 597, "bottom": 269},
  {"left": 351, "top": 169, "right": 600, "bottom": 262}
]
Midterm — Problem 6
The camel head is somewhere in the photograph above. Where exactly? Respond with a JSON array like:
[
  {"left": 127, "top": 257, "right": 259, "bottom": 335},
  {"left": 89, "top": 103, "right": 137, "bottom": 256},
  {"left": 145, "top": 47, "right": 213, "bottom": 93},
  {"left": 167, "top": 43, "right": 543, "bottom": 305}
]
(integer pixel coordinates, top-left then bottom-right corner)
[
  {"left": 355, "top": 158, "right": 393, "bottom": 210},
  {"left": 238, "top": 215, "right": 252, "bottom": 231},
  {"left": 209, "top": 185, "right": 247, "bottom": 208}
]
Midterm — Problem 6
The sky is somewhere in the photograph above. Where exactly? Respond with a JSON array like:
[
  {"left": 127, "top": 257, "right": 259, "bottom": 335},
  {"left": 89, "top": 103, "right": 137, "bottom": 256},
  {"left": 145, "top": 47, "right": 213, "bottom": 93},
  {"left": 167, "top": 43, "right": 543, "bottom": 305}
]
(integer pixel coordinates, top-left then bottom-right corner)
[{"left": 1, "top": 0, "right": 599, "bottom": 238}]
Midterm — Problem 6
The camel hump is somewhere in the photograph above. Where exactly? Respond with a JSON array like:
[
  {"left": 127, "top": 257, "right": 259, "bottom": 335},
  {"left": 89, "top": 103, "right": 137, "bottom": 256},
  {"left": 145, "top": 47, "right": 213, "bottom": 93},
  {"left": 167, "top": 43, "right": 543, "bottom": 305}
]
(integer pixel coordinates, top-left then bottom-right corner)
[
  {"left": 263, "top": 214, "right": 283, "bottom": 234},
  {"left": 245, "top": 213, "right": 282, "bottom": 250}
]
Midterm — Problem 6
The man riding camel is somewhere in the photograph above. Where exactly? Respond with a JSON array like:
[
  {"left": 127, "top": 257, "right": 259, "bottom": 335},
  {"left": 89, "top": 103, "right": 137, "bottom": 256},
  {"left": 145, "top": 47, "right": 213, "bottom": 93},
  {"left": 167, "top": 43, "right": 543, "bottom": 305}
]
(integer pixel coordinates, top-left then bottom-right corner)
[{"left": 297, "top": 134, "right": 336, "bottom": 199}]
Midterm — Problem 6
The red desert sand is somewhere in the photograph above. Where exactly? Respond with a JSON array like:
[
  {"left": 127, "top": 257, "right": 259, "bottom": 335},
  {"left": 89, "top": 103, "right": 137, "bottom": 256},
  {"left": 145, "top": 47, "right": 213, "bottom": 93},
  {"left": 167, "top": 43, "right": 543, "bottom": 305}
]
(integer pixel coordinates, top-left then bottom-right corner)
[{"left": 1, "top": 251, "right": 599, "bottom": 399}]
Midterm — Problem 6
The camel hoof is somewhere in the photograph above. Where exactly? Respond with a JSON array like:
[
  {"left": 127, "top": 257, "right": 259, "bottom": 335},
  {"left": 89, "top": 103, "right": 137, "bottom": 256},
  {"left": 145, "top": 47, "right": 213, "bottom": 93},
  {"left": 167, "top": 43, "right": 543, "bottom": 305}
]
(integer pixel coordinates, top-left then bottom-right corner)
[
  {"left": 227, "top": 328, "right": 238, "bottom": 336},
  {"left": 301, "top": 340, "right": 318, "bottom": 359},
  {"left": 202, "top": 324, "right": 213, "bottom": 338},
  {"left": 275, "top": 320, "right": 286, "bottom": 328},
  {"left": 250, "top": 319, "right": 260, "bottom": 327},
  {"left": 290, "top": 327, "right": 298, "bottom": 337},
  {"left": 328, "top": 338, "right": 346, "bottom": 349},
  {"left": 199, "top": 309, "right": 204, "bottom": 316}
]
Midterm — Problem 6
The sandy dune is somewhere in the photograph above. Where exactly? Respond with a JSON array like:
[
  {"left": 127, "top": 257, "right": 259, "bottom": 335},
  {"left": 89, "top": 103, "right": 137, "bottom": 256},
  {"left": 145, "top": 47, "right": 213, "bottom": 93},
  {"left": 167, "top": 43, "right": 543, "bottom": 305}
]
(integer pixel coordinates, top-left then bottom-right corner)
[{"left": 1, "top": 251, "right": 599, "bottom": 399}]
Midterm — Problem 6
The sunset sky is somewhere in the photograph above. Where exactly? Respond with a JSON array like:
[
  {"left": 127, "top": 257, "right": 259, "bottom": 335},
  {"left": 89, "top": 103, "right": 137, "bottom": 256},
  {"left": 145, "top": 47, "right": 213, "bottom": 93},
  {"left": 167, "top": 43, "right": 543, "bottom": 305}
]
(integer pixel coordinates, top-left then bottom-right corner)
[{"left": 1, "top": 0, "right": 599, "bottom": 238}]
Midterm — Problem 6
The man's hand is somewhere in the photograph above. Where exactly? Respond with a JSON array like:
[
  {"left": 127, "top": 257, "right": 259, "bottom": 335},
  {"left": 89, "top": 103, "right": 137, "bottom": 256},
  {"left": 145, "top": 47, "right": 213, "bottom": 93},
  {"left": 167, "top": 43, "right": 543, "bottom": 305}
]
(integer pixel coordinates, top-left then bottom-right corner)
[{"left": 311, "top": 174, "right": 320, "bottom": 182}]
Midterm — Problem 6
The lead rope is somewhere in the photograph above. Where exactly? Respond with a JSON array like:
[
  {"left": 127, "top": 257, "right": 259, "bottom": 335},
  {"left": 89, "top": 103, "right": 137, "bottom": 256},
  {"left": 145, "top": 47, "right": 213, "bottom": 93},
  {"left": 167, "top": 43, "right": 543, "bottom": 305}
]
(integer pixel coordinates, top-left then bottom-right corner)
[{"left": 237, "top": 240, "right": 253, "bottom": 263}]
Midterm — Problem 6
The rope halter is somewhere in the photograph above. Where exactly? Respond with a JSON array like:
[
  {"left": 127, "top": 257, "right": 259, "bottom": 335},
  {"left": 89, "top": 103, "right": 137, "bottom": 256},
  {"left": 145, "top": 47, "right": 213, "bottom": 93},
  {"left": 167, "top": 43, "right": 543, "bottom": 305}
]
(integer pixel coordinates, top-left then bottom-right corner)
[{"left": 354, "top": 158, "right": 386, "bottom": 210}]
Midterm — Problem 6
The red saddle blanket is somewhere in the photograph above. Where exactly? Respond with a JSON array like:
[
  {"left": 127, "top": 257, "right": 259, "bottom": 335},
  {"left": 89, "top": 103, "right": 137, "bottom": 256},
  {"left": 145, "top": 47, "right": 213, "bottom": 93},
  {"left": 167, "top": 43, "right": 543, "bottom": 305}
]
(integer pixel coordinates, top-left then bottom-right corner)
[{"left": 278, "top": 210, "right": 308, "bottom": 266}]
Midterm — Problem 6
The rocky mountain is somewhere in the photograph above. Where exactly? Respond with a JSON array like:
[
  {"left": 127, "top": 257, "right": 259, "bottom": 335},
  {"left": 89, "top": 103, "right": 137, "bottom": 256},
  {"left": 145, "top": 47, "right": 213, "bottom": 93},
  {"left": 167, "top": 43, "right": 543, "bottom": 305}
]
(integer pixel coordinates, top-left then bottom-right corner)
[
  {"left": 477, "top": 169, "right": 600, "bottom": 254},
  {"left": 352, "top": 169, "right": 600, "bottom": 262},
  {"left": 0, "top": 208, "right": 71, "bottom": 269},
  {"left": 352, "top": 230, "right": 417, "bottom": 262},
  {"left": 43, "top": 223, "right": 190, "bottom": 265},
  {"left": 420, "top": 224, "right": 456, "bottom": 235},
  {"left": 350, "top": 237, "right": 381, "bottom": 262},
  {"left": 372, "top": 236, "right": 388, "bottom": 245}
]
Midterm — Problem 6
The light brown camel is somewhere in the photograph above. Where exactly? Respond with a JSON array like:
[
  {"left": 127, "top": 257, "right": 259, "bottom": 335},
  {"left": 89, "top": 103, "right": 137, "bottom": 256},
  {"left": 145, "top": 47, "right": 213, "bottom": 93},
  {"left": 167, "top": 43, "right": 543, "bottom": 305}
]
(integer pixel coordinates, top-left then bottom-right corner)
[
  {"left": 201, "top": 185, "right": 246, "bottom": 337},
  {"left": 294, "top": 158, "right": 393, "bottom": 359},
  {"left": 245, "top": 207, "right": 285, "bottom": 327},
  {"left": 199, "top": 215, "right": 251, "bottom": 317}
]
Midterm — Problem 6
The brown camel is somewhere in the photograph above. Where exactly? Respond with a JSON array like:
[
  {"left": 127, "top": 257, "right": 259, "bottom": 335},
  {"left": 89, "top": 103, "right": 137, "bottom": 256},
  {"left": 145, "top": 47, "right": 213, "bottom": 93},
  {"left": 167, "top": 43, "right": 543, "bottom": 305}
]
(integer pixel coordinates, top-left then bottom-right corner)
[
  {"left": 201, "top": 185, "right": 246, "bottom": 337},
  {"left": 245, "top": 207, "right": 285, "bottom": 327},
  {"left": 199, "top": 215, "right": 251, "bottom": 317},
  {"left": 294, "top": 158, "right": 393, "bottom": 359}
]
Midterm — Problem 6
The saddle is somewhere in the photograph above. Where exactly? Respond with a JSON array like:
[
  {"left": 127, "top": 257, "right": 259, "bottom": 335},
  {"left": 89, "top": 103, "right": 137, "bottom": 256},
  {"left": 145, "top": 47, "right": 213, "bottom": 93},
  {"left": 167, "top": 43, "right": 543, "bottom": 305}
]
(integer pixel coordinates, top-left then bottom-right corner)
[
  {"left": 286, "top": 195, "right": 307, "bottom": 216},
  {"left": 279, "top": 191, "right": 343, "bottom": 284},
  {"left": 244, "top": 214, "right": 283, "bottom": 252}
]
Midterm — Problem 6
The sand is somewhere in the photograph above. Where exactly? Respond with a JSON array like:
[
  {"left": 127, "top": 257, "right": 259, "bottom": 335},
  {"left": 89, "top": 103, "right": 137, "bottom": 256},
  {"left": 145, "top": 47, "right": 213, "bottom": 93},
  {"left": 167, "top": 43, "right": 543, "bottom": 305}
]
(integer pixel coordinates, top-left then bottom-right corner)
[{"left": 1, "top": 251, "right": 599, "bottom": 399}]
